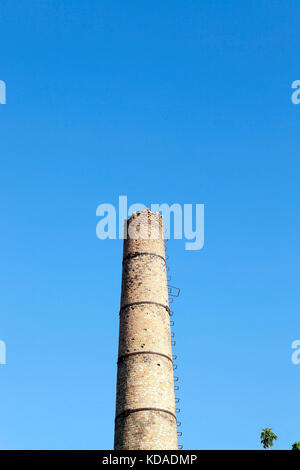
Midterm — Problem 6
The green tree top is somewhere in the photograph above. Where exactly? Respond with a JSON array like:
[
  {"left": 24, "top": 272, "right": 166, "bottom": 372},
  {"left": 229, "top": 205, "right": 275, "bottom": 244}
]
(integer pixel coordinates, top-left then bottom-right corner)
[
  {"left": 260, "top": 428, "right": 278, "bottom": 450},
  {"left": 292, "top": 441, "right": 300, "bottom": 451}
]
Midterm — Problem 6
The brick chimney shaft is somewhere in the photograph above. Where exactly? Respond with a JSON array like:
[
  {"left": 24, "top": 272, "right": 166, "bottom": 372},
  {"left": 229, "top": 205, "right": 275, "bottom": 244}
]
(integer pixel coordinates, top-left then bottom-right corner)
[{"left": 114, "top": 209, "right": 178, "bottom": 450}]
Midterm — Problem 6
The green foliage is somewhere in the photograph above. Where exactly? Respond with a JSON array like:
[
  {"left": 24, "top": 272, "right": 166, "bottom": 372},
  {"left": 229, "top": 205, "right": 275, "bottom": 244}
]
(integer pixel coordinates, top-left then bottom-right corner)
[
  {"left": 292, "top": 442, "right": 300, "bottom": 451},
  {"left": 260, "top": 428, "right": 278, "bottom": 450}
]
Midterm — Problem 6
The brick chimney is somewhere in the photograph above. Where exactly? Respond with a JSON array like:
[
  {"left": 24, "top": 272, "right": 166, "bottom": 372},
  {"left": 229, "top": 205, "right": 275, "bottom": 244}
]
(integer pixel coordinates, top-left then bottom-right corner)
[{"left": 114, "top": 209, "right": 178, "bottom": 450}]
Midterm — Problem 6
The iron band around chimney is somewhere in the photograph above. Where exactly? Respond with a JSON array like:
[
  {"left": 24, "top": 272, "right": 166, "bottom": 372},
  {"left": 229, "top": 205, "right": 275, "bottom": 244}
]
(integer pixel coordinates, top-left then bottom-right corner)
[
  {"left": 117, "top": 351, "right": 173, "bottom": 364},
  {"left": 115, "top": 407, "right": 177, "bottom": 422},
  {"left": 123, "top": 252, "right": 166, "bottom": 265},
  {"left": 120, "top": 301, "right": 170, "bottom": 315}
]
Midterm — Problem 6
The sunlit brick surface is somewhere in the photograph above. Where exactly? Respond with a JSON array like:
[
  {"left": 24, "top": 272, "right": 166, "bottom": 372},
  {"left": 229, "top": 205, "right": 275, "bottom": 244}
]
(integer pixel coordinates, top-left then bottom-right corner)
[
  {"left": 118, "top": 304, "right": 172, "bottom": 358},
  {"left": 114, "top": 410, "right": 177, "bottom": 450},
  {"left": 114, "top": 209, "right": 178, "bottom": 450},
  {"left": 116, "top": 355, "right": 175, "bottom": 414}
]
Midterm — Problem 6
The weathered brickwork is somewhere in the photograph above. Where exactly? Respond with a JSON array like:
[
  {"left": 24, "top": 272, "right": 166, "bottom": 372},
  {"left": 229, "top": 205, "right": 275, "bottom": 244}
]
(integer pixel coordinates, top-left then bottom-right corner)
[
  {"left": 114, "top": 410, "right": 177, "bottom": 450},
  {"left": 118, "top": 304, "right": 172, "bottom": 358},
  {"left": 114, "top": 209, "right": 178, "bottom": 450}
]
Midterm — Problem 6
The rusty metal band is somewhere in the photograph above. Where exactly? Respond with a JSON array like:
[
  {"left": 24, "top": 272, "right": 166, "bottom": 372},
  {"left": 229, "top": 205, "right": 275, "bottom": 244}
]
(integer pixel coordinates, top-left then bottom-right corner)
[
  {"left": 115, "top": 407, "right": 177, "bottom": 422},
  {"left": 120, "top": 301, "right": 170, "bottom": 315},
  {"left": 117, "top": 350, "right": 173, "bottom": 364},
  {"left": 123, "top": 252, "right": 166, "bottom": 265}
]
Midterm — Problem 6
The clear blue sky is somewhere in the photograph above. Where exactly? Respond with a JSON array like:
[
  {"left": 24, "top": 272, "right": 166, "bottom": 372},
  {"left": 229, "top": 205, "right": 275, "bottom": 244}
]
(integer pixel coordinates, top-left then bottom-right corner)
[{"left": 1, "top": 0, "right": 299, "bottom": 450}]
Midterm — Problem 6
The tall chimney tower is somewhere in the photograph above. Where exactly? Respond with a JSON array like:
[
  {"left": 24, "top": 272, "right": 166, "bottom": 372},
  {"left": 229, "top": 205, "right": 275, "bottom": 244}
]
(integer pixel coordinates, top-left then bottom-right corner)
[{"left": 114, "top": 209, "right": 178, "bottom": 450}]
